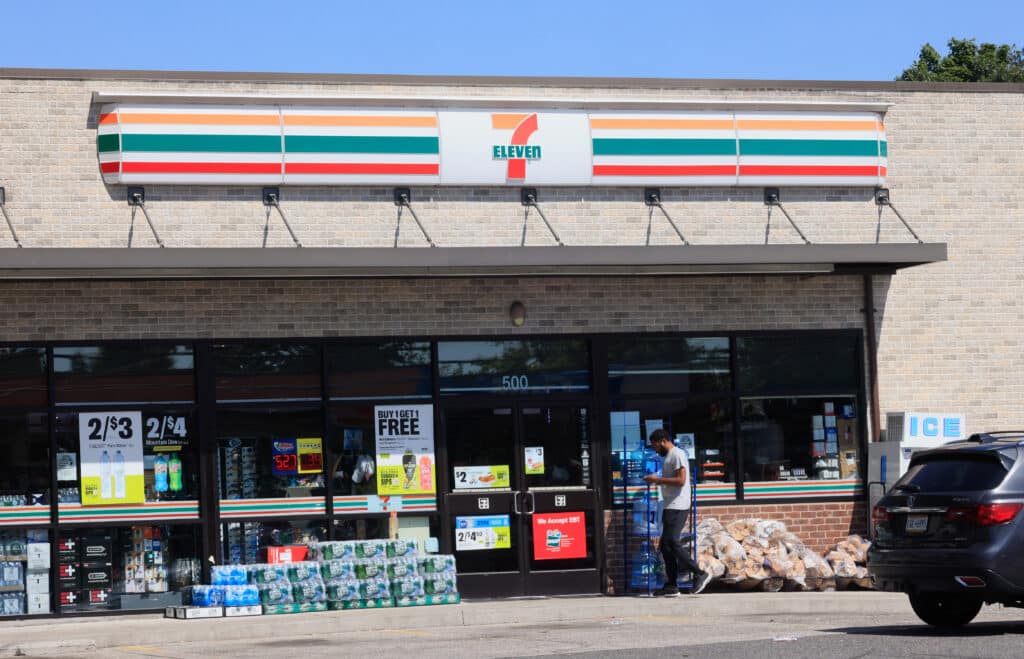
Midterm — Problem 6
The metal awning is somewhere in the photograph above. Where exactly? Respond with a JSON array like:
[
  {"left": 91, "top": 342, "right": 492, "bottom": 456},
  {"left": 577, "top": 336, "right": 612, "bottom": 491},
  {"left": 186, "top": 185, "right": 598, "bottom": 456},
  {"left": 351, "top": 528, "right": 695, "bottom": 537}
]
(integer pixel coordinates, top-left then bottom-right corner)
[{"left": 0, "top": 244, "right": 946, "bottom": 280}]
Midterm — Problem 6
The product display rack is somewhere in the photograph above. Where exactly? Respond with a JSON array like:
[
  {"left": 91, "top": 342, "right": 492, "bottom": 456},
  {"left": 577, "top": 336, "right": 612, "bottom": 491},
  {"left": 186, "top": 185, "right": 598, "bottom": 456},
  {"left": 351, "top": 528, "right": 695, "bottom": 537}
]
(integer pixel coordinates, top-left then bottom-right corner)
[{"left": 621, "top": 450, "right": 697, "bottom": 596}]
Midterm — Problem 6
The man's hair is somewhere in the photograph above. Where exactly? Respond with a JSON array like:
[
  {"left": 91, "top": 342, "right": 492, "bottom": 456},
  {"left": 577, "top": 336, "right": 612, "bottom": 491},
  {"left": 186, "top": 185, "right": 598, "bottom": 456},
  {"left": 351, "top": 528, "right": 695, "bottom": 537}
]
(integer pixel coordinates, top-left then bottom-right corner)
[{"left": 649, "top": 428, "right": 670, "bottom": 444}]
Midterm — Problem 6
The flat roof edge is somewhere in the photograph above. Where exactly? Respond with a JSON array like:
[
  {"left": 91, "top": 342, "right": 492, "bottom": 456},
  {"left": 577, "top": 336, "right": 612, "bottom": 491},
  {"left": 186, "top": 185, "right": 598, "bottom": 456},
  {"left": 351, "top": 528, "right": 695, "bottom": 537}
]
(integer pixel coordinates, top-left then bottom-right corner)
[{"left": 3, "top": 67, "right": 1024, "bottom": 94}]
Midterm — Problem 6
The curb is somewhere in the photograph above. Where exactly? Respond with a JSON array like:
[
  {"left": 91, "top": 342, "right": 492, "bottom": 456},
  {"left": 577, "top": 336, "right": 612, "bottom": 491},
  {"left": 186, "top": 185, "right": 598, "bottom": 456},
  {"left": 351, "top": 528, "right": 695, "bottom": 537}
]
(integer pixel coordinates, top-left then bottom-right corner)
[{"left": 0, "top": 592, "right": 911, "bottom": 656}]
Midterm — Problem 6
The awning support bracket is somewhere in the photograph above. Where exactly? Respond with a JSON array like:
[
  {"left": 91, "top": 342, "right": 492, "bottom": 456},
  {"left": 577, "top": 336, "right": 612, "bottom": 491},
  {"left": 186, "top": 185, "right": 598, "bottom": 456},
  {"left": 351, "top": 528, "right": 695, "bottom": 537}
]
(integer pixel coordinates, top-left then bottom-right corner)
[
  {"left": 763, "top": 188, "right": 811, "bottom": 245},
  {"left": 127, "top": 187, "right": 166, "bottom": 248},
  {"left": 643, "top": 188, "right": 689, "bottom": 245},
  {"left": 0, "top": 188, "right": 23, "bottom": 248},
  {"left": 262, "top": 188, "right": 302, "bottom": 248},
  {"left": 875, "top": 188, "right": 923, "bottom": 244},
  {"left": 393, "top": 188, "right": 436, "bottom": 248},
  {"left": 520, "top": 188, "right": 564, "bottom": 246}
]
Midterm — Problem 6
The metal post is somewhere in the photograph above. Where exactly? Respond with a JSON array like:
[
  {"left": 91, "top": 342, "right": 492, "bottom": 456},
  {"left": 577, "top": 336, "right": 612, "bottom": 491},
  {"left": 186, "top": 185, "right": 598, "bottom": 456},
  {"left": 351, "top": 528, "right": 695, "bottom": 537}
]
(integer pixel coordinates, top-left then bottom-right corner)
[
  {"left": 521, "top": 189, "right": 564, "bottom": 246},
  {"left": 127, "top": 189, "right": 165, "bottom": 248},
  {"left": 399, "top": 201, "right": 437, "bottom": 248},
  {"left": 0, "top": 204, "right": 22, "bottom": 247},
  {"left": 763, "top": 188, "right": 811, "bottom": 244},
  {"left": 875, "top": 188, "right": 923, "bottom": 244},
  {"left": 264, "top": 195, "right": 302, "bottom": 248}
]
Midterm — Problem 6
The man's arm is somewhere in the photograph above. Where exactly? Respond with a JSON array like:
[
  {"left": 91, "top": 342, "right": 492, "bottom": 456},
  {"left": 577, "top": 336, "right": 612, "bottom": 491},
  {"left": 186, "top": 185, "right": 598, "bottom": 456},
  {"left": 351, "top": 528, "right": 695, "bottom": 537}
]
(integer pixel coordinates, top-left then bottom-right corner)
[{"left": 642, "top": 459, "right": 687, "bottom": 486}]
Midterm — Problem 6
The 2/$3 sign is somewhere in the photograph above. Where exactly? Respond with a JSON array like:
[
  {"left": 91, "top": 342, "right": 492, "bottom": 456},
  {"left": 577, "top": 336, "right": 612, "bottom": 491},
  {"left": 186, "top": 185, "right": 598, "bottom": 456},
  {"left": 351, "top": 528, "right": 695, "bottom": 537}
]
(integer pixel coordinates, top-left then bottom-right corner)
[{"left": 77, "top": 412, "right": 189, "bottom": 505}]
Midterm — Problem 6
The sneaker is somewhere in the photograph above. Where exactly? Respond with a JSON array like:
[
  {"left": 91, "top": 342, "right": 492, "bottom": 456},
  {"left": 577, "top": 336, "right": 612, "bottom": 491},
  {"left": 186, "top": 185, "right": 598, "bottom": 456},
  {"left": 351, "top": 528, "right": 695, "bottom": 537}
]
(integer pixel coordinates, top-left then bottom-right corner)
[
  {"left": 690, "top": 571, "right": 712, "bottom": 595},
  {"left": 652, "top": 586, "right": 680, "bottom": 598}
]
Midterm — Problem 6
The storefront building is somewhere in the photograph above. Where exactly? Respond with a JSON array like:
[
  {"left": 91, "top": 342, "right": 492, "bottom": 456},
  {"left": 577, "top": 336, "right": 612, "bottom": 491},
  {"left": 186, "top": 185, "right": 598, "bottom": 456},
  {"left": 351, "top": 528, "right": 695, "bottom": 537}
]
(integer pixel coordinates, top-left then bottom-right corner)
[{"left": 0, "top": 68, "right": 1020, "bottom": 616}]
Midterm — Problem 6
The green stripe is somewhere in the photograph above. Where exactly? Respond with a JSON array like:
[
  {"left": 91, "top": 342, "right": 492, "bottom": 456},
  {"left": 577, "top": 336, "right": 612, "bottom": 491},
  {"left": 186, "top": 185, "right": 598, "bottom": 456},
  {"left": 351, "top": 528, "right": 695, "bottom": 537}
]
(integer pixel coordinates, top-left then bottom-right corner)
[
  {"left": 222, "top": 504, "right": 324, "bottom": 512},
  {"left": 121, "top": 134, "right": 281, "bottom": 153},
  {"left": 0, "top": 511, "right": 50, "bottom": 518},
  {"left": 880, "top": 141, "right": 888, "bottom": 157},
  {"left": 97, "top": 134, "right": 120, "bottom": 152},
  {"left": 746, "top": 485, "right": 859, "bottom": 494},
  {"left": 740, "top": 139, "right": 881, "bottom": 157},
  {"left": 592, "top": 138, "right": 736, "bottom": 156},
  {"left": 285, "top": 135, "right": 439, "bottom": 154}
]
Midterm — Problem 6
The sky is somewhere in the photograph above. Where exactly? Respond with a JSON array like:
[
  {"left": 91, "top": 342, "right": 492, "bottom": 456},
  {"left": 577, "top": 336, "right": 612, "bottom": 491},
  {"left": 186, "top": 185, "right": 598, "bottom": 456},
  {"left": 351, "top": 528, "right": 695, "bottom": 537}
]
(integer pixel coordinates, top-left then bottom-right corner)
[{"left": 0, "top": 0, "right": 1021, "bottom": 80}]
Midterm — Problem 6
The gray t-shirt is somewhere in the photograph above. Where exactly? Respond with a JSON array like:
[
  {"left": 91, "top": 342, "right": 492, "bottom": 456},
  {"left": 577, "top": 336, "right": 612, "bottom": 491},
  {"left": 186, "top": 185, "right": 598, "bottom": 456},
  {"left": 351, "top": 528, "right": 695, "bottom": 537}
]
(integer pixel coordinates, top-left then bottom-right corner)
[{"left": 661, "top": 446, "right": 691, "bottom": 511}]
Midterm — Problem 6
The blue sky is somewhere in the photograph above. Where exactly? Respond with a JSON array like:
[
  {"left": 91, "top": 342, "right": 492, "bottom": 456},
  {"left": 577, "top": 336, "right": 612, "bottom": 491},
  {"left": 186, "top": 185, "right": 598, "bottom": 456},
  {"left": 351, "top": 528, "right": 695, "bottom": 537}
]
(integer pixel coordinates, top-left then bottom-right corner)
[{"left": 1, "top": 0, "right": 1021, "bottom": 80}]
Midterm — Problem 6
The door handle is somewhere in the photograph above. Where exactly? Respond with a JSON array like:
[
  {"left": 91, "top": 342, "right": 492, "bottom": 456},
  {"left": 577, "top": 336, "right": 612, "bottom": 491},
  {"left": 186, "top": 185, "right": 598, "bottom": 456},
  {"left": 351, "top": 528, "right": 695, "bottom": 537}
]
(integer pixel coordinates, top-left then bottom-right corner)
[
  {"left": 513, "top": 491, "right": 522, "bottom": 515},
  {"left": 525, "top": 491, "right": 536, "bottom": 515}
]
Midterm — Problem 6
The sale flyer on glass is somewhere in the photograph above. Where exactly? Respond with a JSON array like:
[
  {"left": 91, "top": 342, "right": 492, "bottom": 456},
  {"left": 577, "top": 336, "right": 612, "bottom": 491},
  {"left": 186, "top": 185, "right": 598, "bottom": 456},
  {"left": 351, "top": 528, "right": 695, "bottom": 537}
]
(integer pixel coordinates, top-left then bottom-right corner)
[
  {"left": 374, "top": 404, "right": 436, "bottom": 496},
  {"left": 78, "top": 411, "right": 145, "bottom": 505}
]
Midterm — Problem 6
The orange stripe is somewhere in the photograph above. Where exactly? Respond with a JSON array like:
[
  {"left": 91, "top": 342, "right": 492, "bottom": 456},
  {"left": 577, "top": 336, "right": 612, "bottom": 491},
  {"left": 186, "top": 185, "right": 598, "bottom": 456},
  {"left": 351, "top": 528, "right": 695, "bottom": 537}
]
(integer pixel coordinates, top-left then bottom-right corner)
[
  {"left": 737, "top": 119, "right": 880, "bottom": 131},
  {"left": 491, "top": 114, "right": 530, "bottom": 129},
  {"left": 590, "top": 118, "right": 734, "bottom": 130},
  {"left": 98, "top": 113, "right": 118, "bottom": 125},
  {"left": 118, "top": 112, "right": 280, "bottom": 126},
  {"left": 284, "top": 115, "right": 437, "bottom": 127}
]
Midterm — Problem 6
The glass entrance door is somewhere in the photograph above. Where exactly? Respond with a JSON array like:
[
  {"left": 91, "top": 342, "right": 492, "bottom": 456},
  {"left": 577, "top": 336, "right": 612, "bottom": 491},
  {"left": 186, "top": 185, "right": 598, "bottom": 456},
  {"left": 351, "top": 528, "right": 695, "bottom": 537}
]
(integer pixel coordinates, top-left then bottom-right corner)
[{"left": 442, "top": 404, "right": 599, "bottom": 598}]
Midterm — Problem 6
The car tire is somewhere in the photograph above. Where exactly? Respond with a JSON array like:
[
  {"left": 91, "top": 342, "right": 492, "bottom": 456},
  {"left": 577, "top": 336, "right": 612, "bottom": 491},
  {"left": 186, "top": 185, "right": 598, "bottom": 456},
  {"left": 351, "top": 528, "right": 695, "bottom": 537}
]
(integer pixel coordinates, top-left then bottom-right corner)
[{"left": 908, "top": 592, "right": 983, "bottom": 629}]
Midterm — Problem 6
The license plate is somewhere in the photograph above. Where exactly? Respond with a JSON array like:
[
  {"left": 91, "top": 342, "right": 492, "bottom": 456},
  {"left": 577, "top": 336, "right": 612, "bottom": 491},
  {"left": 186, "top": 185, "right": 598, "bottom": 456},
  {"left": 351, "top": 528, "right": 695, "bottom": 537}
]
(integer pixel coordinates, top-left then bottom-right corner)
[{"left": 905, "top": 514, "right": 929, "bottom": 533}]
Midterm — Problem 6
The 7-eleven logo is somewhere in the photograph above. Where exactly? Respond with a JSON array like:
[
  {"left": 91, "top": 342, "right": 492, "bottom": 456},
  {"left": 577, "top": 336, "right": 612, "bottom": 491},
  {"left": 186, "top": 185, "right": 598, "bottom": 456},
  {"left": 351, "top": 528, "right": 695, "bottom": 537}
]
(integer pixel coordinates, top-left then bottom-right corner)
[{"left": 491, "top": 113, "right": 541, "bottom": 181}]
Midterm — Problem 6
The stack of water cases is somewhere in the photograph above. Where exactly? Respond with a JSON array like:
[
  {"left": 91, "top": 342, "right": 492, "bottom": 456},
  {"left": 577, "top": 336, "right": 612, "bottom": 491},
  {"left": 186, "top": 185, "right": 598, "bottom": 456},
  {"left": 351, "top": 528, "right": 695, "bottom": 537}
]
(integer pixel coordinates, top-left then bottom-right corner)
[
  {"left": 308, "top": 539, "right": 460, "bottom": 610},
  {"left": 0, "top": 529, "right": 49, "bottom": 615}
]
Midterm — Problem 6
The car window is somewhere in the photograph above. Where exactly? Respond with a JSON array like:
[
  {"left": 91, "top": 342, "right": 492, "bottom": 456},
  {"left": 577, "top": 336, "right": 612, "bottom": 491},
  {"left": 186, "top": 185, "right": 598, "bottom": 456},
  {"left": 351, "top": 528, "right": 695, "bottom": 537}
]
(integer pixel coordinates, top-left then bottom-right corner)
[{"left": 896, "top": 454, "right": 1009, "bottom": 493}]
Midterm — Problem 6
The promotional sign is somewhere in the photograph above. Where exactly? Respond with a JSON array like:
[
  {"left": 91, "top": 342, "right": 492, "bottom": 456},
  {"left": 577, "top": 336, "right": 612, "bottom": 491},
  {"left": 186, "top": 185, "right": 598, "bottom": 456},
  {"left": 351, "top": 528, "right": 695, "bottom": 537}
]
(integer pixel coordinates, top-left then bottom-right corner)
[
  {"left": 524, "top": 447, "right": 545, "bottom": 475},
  {"left": 674, "top": 433, "right": 695, "bottom": 461},
  {"left": 374, "top": 405, "right": 436, "bottom": 496},
  {"left": 99, "top": 104, "right": 887, "bottom": 188},
  {"left": 271, "top": 439, "right": 299, "bottom": 476},
  {"left": 78, "top": 411, "right": 144, "bottom": 505},
  {"left": 532, "top": 511, "right": 587, "bottom": 560},
  {"left": 901, "top": 413, "right": 965, "bottom": 444},
  {"left": 452, "top": 465, "right": 511, "bottom": 490},
  {"left": 271, "top": 438, "right": 323, "bottom": 476},
  {"left": 296, "top": 438, "right": 324, "bottom": 474},
  {"left": 143, "top": 414, "right": 189, "bottom": 453},
  {"left": 455, "top": 515, "right": 511, "bottom": 551}
]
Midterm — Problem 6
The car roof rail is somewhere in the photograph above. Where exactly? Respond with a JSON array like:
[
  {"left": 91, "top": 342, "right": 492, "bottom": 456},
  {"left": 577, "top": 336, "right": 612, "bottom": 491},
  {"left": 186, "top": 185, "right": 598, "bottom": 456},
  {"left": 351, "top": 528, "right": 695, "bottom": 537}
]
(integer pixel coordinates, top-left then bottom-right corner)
[{"left": 967, "top": 431, "right": 1024, "bottom": 443}]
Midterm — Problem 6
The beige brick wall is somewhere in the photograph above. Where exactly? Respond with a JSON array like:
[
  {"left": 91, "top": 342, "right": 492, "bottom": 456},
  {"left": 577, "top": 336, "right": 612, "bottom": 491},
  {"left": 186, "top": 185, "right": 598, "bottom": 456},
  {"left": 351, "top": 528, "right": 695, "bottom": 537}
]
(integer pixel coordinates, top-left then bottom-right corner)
[{"left": 0, "top": 73, "right": 1021, "bottom": 432}]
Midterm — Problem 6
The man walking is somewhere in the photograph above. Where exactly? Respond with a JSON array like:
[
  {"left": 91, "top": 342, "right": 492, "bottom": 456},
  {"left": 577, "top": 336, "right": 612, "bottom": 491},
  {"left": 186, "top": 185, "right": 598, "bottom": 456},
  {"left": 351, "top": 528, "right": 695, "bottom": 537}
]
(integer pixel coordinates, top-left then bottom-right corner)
[{"left": 643, "top": 429, "right": 711, "bottom": 596}]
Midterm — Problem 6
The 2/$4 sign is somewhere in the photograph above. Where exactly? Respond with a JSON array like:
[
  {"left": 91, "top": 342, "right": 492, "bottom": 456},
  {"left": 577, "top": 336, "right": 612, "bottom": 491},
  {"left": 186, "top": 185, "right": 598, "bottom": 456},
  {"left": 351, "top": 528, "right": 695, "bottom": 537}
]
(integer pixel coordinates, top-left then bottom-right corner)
[{"left": 97, "top": 104, "right": 888, "bottom": 187}]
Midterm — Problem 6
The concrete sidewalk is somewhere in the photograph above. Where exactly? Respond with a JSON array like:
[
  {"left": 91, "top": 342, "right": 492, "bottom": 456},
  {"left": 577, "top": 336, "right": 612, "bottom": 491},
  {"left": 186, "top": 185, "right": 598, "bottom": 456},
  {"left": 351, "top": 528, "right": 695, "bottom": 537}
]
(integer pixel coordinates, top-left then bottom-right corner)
[{"left": 0, "top": 592, "right": 912, "bottom": 657}]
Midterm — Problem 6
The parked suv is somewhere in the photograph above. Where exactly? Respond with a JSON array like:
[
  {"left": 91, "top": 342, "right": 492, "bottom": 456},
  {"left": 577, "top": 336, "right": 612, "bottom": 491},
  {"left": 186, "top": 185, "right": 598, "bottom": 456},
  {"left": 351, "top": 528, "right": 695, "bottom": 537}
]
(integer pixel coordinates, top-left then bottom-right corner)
[{"left": 868, "top": 431, "right": 1024, "bottom": 628}]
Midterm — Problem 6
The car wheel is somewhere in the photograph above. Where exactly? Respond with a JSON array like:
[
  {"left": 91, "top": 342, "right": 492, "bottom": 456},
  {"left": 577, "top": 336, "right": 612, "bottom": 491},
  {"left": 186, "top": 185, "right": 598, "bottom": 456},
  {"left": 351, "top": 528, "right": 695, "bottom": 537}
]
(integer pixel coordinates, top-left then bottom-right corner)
[{"left": 908, "top": 592, "right": 983, "bottom": 629}]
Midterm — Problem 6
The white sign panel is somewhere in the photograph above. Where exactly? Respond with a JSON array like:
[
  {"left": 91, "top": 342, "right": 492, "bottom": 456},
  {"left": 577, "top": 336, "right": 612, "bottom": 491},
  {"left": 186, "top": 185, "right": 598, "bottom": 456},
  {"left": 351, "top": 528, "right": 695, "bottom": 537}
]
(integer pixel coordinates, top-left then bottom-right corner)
[
  {"left": 374, "top": 404, "right": 436, "bottom": 496},
  {"left": 438, "top": 110, "right": 592, "bottom": 185},
  {"left": 78, "top": 411, "right": 145, "bottom": 505}
]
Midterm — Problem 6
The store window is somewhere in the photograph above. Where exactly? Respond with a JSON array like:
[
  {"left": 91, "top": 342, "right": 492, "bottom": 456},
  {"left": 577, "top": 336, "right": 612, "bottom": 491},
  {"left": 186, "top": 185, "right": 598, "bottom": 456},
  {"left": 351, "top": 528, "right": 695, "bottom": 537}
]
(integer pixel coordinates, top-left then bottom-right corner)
[
  {"left": 328, "top": 341, "right": 432, "bottom": 400},
  {"left": 740, "top": 397, "right": 860, "bottom": 482},
  {"left": 58, "top": 525, "right": 201, "bottom": 612},
  {"left": 438, "top": 339, "right": 590, "bottom": 395},
  {"left": 608, "top": 336, "right": 730, "bottom": 394},
  {"left": 216, "top": 406, "right": 324, "bottom": 501},
  {"left": 0, "top": 412, "right": 50, "bottom": 507},
  {"left": 214, "top": 343, "right": 321, "bottom": 402},
  {"left": 328, "top": 404, "right": 381, "bottom": 498},
  {"left": 0, "top": 347, "right": 47, "bottom": 408},
  {"left": 54, "top": 409, "right": 199, "bottom": 504},
  {"left": 220, "top": 519, "right": 327, "bottom": 565},
  {"left": 0, "top": 528, "right": 50, "bottom": 616},
  {"left": 737, "top": 334, "right": 858, "bottom": 393},
  {"left": 609, "top": 398, "right": 735, "bottom": 505},
  {"left": 54, "top": 344, "right": 194, "bottom": 405}
]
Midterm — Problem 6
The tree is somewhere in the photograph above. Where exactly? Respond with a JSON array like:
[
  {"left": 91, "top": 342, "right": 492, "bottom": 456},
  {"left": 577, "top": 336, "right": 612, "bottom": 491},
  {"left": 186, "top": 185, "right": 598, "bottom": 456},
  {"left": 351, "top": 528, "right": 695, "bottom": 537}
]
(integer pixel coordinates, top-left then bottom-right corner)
[{"left": 899, "top": 38, "right": 1024, "bottom": 82}]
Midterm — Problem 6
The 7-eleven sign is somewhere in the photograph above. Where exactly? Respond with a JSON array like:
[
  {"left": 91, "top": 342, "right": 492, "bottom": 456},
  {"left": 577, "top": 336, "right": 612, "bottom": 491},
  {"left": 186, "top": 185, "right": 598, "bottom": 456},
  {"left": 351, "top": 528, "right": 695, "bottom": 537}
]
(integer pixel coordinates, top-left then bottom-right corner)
[{"left": 490, "top": 113, "right": 541, "bottom": 182}]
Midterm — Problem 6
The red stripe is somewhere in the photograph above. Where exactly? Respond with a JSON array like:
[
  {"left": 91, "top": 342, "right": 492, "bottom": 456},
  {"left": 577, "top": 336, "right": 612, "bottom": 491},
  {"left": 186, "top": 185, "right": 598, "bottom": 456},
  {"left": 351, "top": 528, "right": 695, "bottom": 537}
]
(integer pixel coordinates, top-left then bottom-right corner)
[
  {"left": 286, "top": 162, "right": 439, "bottom": 175},
  {"left": 100, "top": 162, "right": 120, "bottom": 174},
  {"left": 122, "top": 162, "right": 281, "bottom": 174},
  {"left": 740, "top": 165, "right": 881, "bottom": 177},
  {"left": 507, "top": 113, "right": 538, "bottom": 180},
  {"left": 594, "top": 164, "right": 736, "bottom": 177}
]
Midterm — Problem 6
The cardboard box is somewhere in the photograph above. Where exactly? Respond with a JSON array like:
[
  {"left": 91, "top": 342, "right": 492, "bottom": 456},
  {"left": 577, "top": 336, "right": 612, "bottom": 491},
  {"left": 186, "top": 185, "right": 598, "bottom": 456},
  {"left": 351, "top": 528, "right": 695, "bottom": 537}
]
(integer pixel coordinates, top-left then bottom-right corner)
[
  {"left": 25, "top": 570, "right": 49, "bottom": 593},
  {"left": 168, "top": 605, "right": 223, "bottom": 619},
  {"left": 27, "top": 543, "right": 50, "bottom": 570},
  {"left": 266, "top": 545, "right": 307, "bottom": 564},
  {"left": 79, "top": 536, "right": 113, "bottom": 564},
  {"left": 80, "top": 565, "right": 113, "bottom": 588},
  {"left": 57, "top": 562, "right": 78, "bottom": 586},
  {"left": 27, "top": 593, "right": 49, "bottom": 614},
  {"left": 57, "top": 537, "right": 77, "bottom": 564},
  {"left": 81, "top": 588, "right": 112, "bottom": 607},
  {"left": 59, "top": 589, "right": 79, "bottom": 608}
]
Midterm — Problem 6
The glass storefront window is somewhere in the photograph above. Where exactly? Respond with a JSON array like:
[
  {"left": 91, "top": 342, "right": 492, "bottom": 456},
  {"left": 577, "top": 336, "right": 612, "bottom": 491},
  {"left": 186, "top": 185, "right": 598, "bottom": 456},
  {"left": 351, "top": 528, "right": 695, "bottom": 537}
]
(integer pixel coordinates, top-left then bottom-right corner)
[
  {"left": 438, "top": 339, "right": 590, "bottom": 395},
  {"left": 0, "top": 528, "right": 50, "bottom": 616},
  {"left": 328, "top": 404, "right": 379, "bottom": 497},
  {"left": 54, "top": 409, "right": 199, "bottom": 504},
  {"left": 214, "top": 343, "right": 321, "bottom": 402},
  {"left": 521, "top": 407, "right": 590, "bottom": 489},
  {"left": 220, "top": 519, "right": 327, "bottom": 565},
  {"left": 216, "top": 406, "right": 324, "bottom": 500},
  {"left": 58, "top": 525, "right": 202, "bottom": 612},
  {"left": 737, "top": 334, "right": 858, "bottom": 393},
  {"left": 328, "top": 341, "right": 432, "bottom": 400},
  {"left": 0, "top": 412, "right": 50, "bottom": 507},
  {"left": 608, "top": 337, "right": 730, "bottom": 394},
  {"left": 0, "top": 347, "right": 47, "bottom": 408},
  {"left": 609, "top": 399, "right": 736, "bottom": 488},
  {"left": 54, "top": 345, "right": 194, "bottom": 405},
  {"left": 740, "top": 397, "right": 860, "bottom": 482}
]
